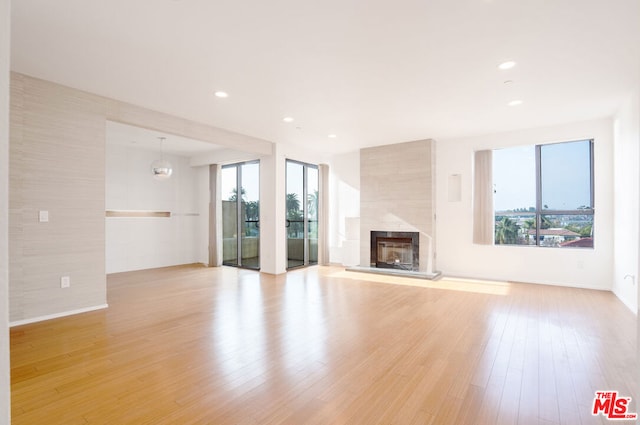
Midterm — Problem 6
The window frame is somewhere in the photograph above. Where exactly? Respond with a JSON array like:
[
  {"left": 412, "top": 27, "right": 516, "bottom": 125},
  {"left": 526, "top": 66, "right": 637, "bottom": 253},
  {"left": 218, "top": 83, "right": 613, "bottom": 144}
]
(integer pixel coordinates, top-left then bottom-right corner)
[{"left": 495, "top": 139, "right": 594, "bottom": 248}]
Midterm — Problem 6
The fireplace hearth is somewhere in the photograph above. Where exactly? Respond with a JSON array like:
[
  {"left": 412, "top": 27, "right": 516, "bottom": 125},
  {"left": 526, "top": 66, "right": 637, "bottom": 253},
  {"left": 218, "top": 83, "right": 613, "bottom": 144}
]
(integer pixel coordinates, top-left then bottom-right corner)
[{"left": 370, "top": 231, "right": 419, "bottom": 271}]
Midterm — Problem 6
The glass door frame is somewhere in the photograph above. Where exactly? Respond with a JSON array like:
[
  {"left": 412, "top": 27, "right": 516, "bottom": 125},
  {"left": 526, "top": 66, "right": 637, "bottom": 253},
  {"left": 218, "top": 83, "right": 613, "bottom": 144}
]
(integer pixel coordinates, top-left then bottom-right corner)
[
  {"left": 286, "top": 159, "right": 318, "bottom": 270},
  {"left": 222, "top": 160, "right": 260, "bottom": 270}
]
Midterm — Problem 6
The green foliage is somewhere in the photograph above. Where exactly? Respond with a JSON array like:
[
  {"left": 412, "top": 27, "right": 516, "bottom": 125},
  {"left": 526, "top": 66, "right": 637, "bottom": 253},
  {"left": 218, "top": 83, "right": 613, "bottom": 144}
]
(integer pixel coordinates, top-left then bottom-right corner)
[
  {"left": 579, "top": 224, "right": 593, "bottom": 237},
  {"left": 228, "top": 187, "right": 260, "bottom": 236},
  {"left": 522, "top": 218, "right": 535, "bottom": 230},
  {"left": 286, "top": 193, "right": 301, "bottom": 220},
  {"left": 244, "top": 201, "right": 259, "bottom": 221},
  {"left": 286, "top": 193, "right": 302, "bottom": 238},
  {"left": 307, "top": 190, "right": 318, "bottom": 218},
  {"left": 495, "top": 216, "right": 520, "bottom": 245},
  {"left": 508, "top": 206, "right": 536, "bottom": 213},
  {"left": 228, "top": 187, "right": 246, "bottom": 202},
  {"left": 565, "top": 223, "right": 592, "bottom": 237},
  {"left": 540, "top": 216, "right": 558, "bottom": 229}
]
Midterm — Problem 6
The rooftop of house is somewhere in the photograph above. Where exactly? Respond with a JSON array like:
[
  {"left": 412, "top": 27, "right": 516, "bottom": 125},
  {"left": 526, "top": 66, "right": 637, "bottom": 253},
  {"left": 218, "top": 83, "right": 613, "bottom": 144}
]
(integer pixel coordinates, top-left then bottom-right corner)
[{"left": 560, "top": 237, "right": 594, "bottom": 248}]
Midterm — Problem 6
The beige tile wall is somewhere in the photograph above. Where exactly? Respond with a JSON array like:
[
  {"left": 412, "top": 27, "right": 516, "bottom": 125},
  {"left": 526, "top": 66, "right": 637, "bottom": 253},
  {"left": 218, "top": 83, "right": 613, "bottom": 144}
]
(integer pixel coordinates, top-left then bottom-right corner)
[
  {"left": 360, "top": 139, "right": 436, "bottom": 271},
  {"left": 10, "top": 74, "right": 107, "bottom": 322},
  {"left": 1, "top": 0, "right": 10, "bottom": 420}
]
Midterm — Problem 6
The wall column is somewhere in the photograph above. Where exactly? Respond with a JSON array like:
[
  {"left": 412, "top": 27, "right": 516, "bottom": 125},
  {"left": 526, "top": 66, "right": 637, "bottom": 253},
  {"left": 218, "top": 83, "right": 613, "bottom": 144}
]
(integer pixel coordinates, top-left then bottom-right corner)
[{"left": 259, "top": 144, "right": 286, "bottom": 274}]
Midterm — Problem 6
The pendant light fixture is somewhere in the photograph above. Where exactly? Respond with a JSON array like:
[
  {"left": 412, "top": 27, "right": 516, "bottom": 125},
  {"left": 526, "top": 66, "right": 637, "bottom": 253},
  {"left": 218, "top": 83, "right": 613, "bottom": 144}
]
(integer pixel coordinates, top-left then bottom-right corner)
[{"left": 151, "top": 137, "right": 173, "bottom": 180}]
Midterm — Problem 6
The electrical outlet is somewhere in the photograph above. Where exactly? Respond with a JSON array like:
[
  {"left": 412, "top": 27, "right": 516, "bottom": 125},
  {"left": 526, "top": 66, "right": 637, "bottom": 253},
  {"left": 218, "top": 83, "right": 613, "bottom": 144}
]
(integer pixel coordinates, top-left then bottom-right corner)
[
  {"left": 60, "top": 276, "right": 70, "bottom": 288},
  {"left": 39, "top": 210, "right": 49, "bottom": 222}
]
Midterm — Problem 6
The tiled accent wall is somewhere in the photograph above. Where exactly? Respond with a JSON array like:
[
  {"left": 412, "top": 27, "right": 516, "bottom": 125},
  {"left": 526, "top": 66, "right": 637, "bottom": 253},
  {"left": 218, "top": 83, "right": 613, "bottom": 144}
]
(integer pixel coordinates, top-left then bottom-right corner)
[
  {"left": 360, "top": 139, "right": 436, "bottom": 272},
  {"left": 9, "top": 74, "right": 107, "bottom": 322},
  {"left": 1, "top": 0, "right": 10, "bottom": 420}
]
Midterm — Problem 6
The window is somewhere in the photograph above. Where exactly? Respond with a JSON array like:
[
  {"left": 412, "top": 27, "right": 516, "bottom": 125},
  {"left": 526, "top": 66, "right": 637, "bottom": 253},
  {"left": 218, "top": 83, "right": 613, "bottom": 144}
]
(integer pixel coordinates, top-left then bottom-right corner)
[{"left": 493, "top": 140, "right": 594, "bottom": 248}]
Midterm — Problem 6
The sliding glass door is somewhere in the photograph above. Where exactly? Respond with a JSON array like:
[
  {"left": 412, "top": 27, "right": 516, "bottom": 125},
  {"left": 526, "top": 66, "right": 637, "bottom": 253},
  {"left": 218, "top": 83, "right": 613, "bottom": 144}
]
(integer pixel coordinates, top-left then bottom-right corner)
[
  {"left": 221, "top": 161, "right": 260, "bottom": 269},
  {"left": 286, "top": 160, "right": 318, "bottom": 269}
]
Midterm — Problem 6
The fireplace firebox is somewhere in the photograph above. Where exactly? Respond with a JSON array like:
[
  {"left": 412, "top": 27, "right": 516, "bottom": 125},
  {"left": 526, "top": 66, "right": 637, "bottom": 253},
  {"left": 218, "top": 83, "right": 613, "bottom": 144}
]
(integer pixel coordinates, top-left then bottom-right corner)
[{"left": 370, "top": 231, "right": 419, "bottom": 271}]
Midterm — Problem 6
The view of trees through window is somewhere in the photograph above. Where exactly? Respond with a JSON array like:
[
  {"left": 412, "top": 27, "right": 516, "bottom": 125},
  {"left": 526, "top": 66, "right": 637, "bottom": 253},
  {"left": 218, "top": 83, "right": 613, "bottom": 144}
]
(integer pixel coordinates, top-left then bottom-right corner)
[
  {"left": 220, "top": 171, "right": 319, "bottom": 241},
  {"left": 221, "top": 162, "right": 260, "bottom": 269},
  {"left": 285, "top": 191, "right": 319, "bottom": 239},
  {"left": 286, "top": 160, "right": 319, "bottom": 268},
  {"left": 225, "top": 187, "right": 260, "bottom": 237},
  {"left": 493, "top": 140, "right": 594, "bottom": 248}
]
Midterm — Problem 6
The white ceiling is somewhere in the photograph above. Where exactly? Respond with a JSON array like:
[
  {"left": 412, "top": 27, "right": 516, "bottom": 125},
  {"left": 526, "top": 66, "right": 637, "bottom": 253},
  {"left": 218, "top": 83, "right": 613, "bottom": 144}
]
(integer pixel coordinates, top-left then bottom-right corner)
[
  {"left": 10, "top": 0, "right": 640, "bottom": 154},
  {"left": 106, "top": 121, "right": 224, "bottom": 156}
]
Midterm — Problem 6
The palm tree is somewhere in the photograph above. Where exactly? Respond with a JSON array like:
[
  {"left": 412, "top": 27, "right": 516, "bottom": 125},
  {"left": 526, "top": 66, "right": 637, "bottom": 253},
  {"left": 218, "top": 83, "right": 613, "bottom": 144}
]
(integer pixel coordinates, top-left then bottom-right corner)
[
  {"left": 286, "top": 193, "right": 302, "bottom": 238},
  {"left": 522, "top": 218, "right": 535, "bottom": 244},
  {"left": 307, "top": 190, "right": 318, "bottom": 218},
  {"left": 286, "top": 193, "right": 301, "bottom": 220},
  {"left": 244, "top": 200, "right": 259, "bottom": 221},
  {"left": 228, "top": 187, "right": 246, "bottom": 201},
  {"left": 495, "top": 217, "right": 519, "bottom": 244},
  {"left": 540, "top": 215, "right": 554, "bottom": 229}
]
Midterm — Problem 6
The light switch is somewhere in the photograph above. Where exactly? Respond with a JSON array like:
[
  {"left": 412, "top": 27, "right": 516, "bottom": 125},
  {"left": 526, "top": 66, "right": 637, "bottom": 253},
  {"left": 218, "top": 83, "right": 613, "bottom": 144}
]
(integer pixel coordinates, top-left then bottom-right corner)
[
  {"left": 39, "top": 210, "right": 49, "bottom": 222},
  {"left": 60, "top": 276, "right": 70, "bottom": 288}
]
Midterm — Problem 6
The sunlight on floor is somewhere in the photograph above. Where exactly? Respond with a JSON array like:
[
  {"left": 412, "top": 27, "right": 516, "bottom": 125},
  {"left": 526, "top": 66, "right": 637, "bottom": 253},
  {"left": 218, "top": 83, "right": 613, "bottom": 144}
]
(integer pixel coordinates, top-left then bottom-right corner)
[{"left": 329, "top": 270, "right": 511, "bottom": 296}]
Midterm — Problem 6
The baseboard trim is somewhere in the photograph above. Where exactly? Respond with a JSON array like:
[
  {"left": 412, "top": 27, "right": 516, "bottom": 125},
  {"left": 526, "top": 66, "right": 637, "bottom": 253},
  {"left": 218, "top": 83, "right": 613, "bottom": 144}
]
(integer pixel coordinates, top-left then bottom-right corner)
[{"left": 9, "top": 304, "right": 109, "bottom": 327}]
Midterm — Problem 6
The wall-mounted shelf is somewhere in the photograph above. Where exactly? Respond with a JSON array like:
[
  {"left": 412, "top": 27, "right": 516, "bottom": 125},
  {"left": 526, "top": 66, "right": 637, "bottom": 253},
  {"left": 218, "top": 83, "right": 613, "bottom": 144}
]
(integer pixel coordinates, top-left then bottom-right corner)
[{"left": 106, "top": 210, "right": 171, "bottom": 218}]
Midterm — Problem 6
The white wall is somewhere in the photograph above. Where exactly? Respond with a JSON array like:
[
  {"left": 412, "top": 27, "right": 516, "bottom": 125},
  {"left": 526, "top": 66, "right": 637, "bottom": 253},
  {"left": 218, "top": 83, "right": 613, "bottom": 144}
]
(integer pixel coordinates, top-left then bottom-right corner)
[
  {"left": 613, "top": 90, "right": 640, "bottom": 312},
  {"left": 106, "top": 144, "right": 207, "bottom": 273},
  {"left": 329, "top": 150, "right": 360, "bottom": 265},
  {"left": 436, "top": 118, "right": 614, "bottom": 289},
  {"left": 0, "top": 0, "right": 10, "bottom": 422},
  {"left": 259, "top": 145, "right": 285, "bottom": 274}
]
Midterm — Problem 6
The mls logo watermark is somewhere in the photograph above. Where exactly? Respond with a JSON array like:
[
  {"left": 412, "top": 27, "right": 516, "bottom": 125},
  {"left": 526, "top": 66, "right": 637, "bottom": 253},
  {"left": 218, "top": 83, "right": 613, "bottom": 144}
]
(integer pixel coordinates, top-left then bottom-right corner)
[{"left": 592, "top": 391, "right": 637, "bottom": 420}]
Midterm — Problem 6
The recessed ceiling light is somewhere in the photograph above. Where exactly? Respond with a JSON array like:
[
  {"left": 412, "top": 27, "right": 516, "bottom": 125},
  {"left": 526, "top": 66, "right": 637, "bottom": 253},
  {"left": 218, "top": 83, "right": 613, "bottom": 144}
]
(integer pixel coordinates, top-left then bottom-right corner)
[
  {"left": 214, "top": 91, "right": 228, "bottom": 98},
  {"left": 508, "top": 100, "right": 523, "bottom": 106},
  {"left": 498, "top": 61, "right": 516, "bottom": 70},
  {"left": 283, "top": 117, "right": 294, "bottom": 123},
  {"left": 328, "top": 134, "right": 337, "bottom": 138},
  {"left": 503, "top": 80, "right": 514, "bottom": 85}
]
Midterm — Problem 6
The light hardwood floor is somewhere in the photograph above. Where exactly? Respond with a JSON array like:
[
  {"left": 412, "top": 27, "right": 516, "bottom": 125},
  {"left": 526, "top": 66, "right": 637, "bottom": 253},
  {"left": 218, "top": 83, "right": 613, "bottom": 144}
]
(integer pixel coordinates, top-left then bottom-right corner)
[{"left": 10, "top": 265, "right": 638, "bottom": 424}]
